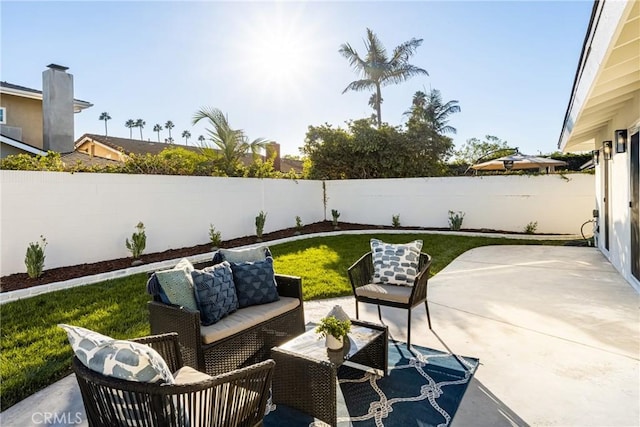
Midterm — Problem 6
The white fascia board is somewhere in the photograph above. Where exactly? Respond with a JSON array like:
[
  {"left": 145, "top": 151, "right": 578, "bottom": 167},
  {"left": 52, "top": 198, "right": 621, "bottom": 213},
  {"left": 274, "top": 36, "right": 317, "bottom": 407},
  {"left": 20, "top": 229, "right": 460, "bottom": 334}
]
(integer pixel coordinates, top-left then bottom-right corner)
[
  {"left": 559, "top": 0, "right": 629, "bottom": 152},
  {"left": 0, "top": 86, "right": 93, "bottom": 112},
  {"left": 0, "top": 135, "right": 47, "bottom": 155}
]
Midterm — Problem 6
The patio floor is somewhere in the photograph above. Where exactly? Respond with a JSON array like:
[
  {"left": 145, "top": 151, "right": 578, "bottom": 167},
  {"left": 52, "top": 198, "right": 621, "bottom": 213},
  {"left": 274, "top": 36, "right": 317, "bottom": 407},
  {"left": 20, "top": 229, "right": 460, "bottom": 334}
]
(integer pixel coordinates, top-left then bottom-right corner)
[{"left": 2, "top": 245, "right": 638, "bottom": 426}]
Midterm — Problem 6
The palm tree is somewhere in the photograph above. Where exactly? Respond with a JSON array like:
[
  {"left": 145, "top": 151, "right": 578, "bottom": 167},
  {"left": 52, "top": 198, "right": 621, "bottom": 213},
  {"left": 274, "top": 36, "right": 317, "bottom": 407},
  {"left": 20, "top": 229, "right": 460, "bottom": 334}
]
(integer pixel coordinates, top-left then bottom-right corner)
[
  {"left": 405, "top": 88, "right": 461, "bottom": 135},
  {"left": 192, "top": 106, "right": 270, "bottom": 176},
  {"left": 197, "top": 135, "right": 205, "bottom": 146},
  {"left": 99, "top": 112, "right": 111, "bottom": 136},
  {"left": 125, "top": 119, "right": 136, "bottom": 139},
  {"left": 182, "top": 130, "right": 191, "bottom": 145},
  {"left": 135, "top": 119, "right": 146, "bottom": 140},
  {"left": 339, "top": 28, "right": 428, "bottom": 127},
  {"left": 153, "top": 124, "right": 162, "bottom": 142},
  {"left": 165, "top": 121, "right": 175, "bottom": 141}
]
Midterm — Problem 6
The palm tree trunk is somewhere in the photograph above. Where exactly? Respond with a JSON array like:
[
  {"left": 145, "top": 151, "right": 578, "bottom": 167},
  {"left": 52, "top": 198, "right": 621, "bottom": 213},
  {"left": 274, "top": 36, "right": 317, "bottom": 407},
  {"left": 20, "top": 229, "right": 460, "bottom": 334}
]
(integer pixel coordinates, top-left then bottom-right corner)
[
  {"left": 139, "top": 128, "right": 143, "bottom": 140},
  {"left": 129, "top": 128, "right": 132, "bottom": 139},
  {"left": 104, "top": 121, "right": 108, "bottom": 137},
  {"left": 376, "top": 84, "right": 382, "bottom": 127},
  {"left": 157, "top": 131, "right": 160, "bottom": 142}
]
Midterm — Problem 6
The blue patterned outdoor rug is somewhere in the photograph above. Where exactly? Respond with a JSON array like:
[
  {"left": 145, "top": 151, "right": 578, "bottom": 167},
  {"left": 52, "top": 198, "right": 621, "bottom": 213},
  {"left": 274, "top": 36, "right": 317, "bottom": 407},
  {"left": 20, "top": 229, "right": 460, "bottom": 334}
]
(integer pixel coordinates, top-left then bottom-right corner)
[{"left": 264, "top": 341, "right": 479, "bottom": 427}]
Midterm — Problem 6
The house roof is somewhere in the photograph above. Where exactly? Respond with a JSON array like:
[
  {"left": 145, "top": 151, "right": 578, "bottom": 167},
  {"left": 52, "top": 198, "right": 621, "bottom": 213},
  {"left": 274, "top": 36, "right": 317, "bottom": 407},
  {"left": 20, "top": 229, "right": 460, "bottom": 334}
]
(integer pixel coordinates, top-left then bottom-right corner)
[
  {"left": 61, "top": 151, "right": 121, "bottom": 168},
  {"left": 0, "top": 133, "right": 47, "bottom": 156},
  {"left": 0, "top": 81, "right": 93, "bottom": 112},
  {"left": 75, "top": 134, "right": 304, "bottom": 173},
  {"left": 558, "top": 0, "right": 640, "bottom": 152}
]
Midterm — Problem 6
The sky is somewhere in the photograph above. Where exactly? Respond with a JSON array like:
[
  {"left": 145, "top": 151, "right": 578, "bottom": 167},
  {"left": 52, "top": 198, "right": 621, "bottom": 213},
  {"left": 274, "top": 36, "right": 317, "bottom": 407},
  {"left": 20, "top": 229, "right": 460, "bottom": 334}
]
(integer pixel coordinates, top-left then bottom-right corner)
[{"left": 1, "top": 1, "right": 594, "bottom": 158}]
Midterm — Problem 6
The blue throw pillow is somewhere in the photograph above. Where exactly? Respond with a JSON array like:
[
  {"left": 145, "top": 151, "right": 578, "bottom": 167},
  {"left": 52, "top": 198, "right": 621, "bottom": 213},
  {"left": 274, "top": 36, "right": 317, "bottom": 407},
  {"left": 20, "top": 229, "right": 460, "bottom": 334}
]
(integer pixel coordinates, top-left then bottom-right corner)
[
  {"left": 191, "top": 262, "right": 239, "bottom": 326},
  {"left": 231, "top": 257, "right": 280, "bottom": 308}
]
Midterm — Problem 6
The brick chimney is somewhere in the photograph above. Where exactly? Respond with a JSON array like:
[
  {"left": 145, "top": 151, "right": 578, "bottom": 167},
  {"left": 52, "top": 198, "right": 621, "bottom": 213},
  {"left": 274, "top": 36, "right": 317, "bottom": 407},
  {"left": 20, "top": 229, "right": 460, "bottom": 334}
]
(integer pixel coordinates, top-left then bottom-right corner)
[
  {"left": 42, "top": 64, "right": 74, "bottom": 153},
  {"left": 266, "top": 142, "right": 281, "bottom": 172}
]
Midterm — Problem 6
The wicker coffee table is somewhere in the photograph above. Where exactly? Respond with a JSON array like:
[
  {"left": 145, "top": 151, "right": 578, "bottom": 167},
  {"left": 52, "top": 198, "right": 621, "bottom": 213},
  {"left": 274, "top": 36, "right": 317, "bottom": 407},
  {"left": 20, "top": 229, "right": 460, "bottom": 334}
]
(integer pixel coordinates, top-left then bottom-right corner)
[{"left": 271, "top": 319, "right": 388, "bottom": 426}]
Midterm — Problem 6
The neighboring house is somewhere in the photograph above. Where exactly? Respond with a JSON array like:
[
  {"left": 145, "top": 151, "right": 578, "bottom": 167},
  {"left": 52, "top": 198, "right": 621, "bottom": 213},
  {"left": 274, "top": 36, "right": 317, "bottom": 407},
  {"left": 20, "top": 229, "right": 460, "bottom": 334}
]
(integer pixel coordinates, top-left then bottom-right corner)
[
  {"left": 72, "top": 133, "right": 304, "bottom": 173},
  {"left": 0, "top": 65, "right": 93, "bottom": 158},
  {"left": 558, "top": 0, "right": 639, "bottom": 291}
]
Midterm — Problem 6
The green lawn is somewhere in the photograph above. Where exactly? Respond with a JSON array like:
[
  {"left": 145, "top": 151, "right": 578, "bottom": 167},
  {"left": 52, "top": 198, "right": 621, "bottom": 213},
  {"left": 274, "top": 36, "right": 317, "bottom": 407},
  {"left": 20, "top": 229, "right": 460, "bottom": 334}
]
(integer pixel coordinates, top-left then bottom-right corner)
[{"left": 0, "top": 233, "right": 567, "bottom": 410}]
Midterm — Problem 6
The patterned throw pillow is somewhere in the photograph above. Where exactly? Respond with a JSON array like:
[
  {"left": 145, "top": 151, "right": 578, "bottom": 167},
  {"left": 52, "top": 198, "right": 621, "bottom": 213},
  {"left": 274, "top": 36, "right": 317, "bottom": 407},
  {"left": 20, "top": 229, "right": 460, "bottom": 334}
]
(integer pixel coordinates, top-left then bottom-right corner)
[
  {"left": 230, "top": 257, "right": 280, "bottom": 308},
  {"left": 58, "top": 324, "right": 174, "bottom": 384},
  {"left": 155, "top": 258, "right": 198, "bottom": 311},
  {"left": 191, "top": 262, "right": 239, "bottom": 326},
  {"left": 370, "top": 238, "right": 423, "bottom": 286}
]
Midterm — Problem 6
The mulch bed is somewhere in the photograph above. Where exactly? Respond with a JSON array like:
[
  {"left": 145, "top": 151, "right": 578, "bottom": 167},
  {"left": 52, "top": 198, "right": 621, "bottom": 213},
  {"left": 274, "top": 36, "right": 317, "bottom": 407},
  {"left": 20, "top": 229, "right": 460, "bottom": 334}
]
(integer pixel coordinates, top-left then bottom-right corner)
[{"left": 0, "top": 221, "right": 422, "bottom": 293}]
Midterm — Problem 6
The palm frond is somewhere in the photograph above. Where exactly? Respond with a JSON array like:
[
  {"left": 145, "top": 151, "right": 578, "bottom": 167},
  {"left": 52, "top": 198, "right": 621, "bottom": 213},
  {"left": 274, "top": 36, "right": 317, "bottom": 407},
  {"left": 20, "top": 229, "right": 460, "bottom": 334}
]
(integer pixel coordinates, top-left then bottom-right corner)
[
  {"left": 389, "top": 38, "right": 423, "bottom": 65},
  {"left": 342, "top": 79, "right": 376, "bottom": 94}
]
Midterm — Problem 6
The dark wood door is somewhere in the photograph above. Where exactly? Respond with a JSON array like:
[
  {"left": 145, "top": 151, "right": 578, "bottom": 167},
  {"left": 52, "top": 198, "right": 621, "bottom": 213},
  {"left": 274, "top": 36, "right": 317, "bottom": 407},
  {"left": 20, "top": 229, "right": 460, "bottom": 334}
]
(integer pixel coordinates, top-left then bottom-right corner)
[{"left": 630, "top": 131, "right": 639, "bottom": 281}]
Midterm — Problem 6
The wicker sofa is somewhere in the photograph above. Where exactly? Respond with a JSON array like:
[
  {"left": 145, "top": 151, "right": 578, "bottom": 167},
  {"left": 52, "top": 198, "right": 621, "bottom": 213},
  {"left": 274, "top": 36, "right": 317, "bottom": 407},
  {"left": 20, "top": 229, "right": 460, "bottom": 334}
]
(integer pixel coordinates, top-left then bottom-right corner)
[{"left": 148, "top": 261, "right": 305, "bottom": 376}]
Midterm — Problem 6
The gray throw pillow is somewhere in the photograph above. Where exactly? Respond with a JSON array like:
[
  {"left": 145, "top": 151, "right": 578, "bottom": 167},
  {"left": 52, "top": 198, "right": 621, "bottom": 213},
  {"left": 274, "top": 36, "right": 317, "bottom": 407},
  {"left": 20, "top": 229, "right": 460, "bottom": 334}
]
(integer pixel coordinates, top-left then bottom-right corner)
[
  {"left": 191, "top": 262, "right": 239, "bottom": 326},
  {"left": 218, "top": 246, "right": 270, "bottom": 263},
  {"left": 370, "top": 238, "right": 423, "bottom": 286}
]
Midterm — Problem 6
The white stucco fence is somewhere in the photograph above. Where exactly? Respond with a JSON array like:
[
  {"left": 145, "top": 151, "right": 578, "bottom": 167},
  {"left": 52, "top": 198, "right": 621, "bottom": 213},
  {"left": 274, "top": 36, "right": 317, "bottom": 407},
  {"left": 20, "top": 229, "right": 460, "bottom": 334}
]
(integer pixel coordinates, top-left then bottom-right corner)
[{"left": 0, "top": 171, "right": 594, "bottom": 276}]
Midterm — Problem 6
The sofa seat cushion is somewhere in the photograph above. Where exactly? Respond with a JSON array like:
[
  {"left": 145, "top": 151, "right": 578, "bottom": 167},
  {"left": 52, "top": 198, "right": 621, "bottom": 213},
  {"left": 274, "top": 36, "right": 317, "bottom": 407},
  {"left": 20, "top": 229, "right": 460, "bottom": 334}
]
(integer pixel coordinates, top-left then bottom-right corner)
[
  {"left": 354, "top": 284, "right": 412, "bottom": 304},
  {"left": 173, "top": 366, "right": 213, "bottom": 384},
  {"left": 200, "top": 297, "right": 300, "bottom": 345}
]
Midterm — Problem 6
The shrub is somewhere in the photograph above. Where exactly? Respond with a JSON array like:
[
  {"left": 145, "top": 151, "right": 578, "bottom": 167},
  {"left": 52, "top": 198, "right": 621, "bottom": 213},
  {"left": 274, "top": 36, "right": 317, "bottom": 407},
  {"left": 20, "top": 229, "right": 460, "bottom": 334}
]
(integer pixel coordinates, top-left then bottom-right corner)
[
  {"left": 125, "top": 222, "right": 146, "bottom": 258},
  {"left": 392, "top": 214, "right": 401, "bottom": 228},
  {"left": 524, "top": 221, "right": 538, "bottom": 234},
  {"left": 255, "top": 211, "right": 267, "bottom": 240},
  {"left": 295, "top": 216, "right": 303, "bottom": 232},
  {"left": 448, "top": 210, "right": 465, "bottom": 231},
  {"left": 331, "top": 209, "right": 340, "bottom": 227},
  {"left": 209, "top": 224, "right": 222, "bottom": 249},
  {"left": 25, "top": 236, "right": 47, "bottom": 278}
]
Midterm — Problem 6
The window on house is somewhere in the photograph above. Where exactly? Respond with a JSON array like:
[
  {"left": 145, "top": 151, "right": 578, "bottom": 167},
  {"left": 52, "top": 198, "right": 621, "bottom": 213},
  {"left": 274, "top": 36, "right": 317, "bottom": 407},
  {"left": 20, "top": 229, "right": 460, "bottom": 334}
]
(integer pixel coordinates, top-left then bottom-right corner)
[{"left": 0, "top": 107, "right": 6, "bottom": 124}]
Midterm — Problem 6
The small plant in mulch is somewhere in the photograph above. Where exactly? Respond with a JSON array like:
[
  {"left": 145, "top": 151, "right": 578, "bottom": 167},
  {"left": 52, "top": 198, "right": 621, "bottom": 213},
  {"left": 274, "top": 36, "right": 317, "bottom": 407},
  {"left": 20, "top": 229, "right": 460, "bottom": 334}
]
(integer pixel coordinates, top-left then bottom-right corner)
[
  {"left": 448, "top": 210, "right": 465, "bottom": 231},
  {"left": 255, "top": 211, "right": 267, "bottom": 242},
  {"left": 25, "top": 235, "right": 47, "bottom": 279},
  {"left": 331, "top": 209, "right": 341, "bottom": 230},
  {"left": 209, "top": 224, "right": 222, "bottom": 250},
  {"left": 294, "top": 216, "right": 303, "bottom": 236},
  {"left": 125, "top": 222, "right": 146, "bottom": 266},
  {"left": 524, "top": 221, "right": 538, "bottom": 234},
  {"left": 392, "top": 214, "right": 401, "bottom": 228}
]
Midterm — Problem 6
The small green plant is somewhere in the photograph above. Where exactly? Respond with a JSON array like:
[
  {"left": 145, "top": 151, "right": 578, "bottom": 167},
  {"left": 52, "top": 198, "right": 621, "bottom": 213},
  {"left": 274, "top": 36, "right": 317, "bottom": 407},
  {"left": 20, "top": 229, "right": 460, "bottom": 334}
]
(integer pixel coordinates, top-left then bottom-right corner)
[
  {"left": 125, "top": 222, "right": 146, "bottom": 259},
  {"left": 315, "top": 316, "right": 351, "bottom": 339},
  {"left": 294, "top": 216, "right": 304, "bottom": 235},
  {"left": 524, "top": 221, "right": 538, "bottom": 234},
  {"left": 255, "top": 211, "right": 267, "bottom": 241},
  {"left": 25, "top": 235, "right": 47, "bottom": 279},
  {"left": 209, "top": 224, "right": 222, "bottom": 249},
  {"left": 448, "top": 210, "right": 465, "bottom": 231},
  {"left": 331, "top": 209, "right": 340, "bottom": 228},
  {"left": 392, "top": 214, "right": 401, "bottom": 228}
]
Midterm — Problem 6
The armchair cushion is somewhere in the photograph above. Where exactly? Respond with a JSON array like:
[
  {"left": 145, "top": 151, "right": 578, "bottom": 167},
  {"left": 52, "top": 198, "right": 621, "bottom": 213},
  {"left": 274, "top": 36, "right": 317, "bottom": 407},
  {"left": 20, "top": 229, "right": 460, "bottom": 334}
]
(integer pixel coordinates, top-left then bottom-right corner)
[
  {"left": 59, "top": 324, "right": 175, "bottom": 384},
  {"left": 354, "top": 283, "right": 411, "bottom": 304},
  {"left": 370, "top": 238, "right": 423, "bottom": 286},
  {"left": 173, "top": 366, "right": 213, "bottom": 384},
  {"left": 191, "top": 262, "right": 239, "bottom": 326}
]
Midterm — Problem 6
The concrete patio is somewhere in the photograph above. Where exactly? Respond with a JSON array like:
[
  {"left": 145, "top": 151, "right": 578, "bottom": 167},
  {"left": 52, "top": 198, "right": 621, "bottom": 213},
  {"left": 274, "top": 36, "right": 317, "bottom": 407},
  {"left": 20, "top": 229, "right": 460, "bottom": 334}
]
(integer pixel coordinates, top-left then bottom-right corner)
[{"left": 2, "top": 245, "right": 638, "bottom": 426}]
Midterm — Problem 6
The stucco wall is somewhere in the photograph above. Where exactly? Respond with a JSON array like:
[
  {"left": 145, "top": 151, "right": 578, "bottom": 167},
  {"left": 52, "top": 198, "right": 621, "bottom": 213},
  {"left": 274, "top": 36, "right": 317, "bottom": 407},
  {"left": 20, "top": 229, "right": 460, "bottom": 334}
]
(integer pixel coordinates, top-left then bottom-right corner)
[
  {"left": 0, "top": 171, "right": 594, "bottom": 276},
  {"left": 0, "top": 95, "right": 43, "bottom": 149}
]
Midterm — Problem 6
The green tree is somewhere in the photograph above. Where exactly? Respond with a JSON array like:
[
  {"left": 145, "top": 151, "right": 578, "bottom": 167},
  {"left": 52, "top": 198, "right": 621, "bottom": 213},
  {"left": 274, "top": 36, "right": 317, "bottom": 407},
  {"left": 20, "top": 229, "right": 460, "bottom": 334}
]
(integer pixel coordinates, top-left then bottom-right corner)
[
  {"left": 99, "top": 112, "right": 111, "bottom": 136},
  {"left": 454, "top": 135, "right": 511, "bottom": 165},
  {"left": 153, "top": 124, "right": 162, "bottom": 142},
  {"left": 192, "top": 106, "right": 270, "bottom": 176},
  {"left": 182, "top": 130, "right": 191, "bottom": 145},
  {"left": 197, "top": 135, "right": 205, "bottom": 145},
  {"left": 125, "top": 119, "right": 136, "bottom": 139},
  {"left": 135, "top": 119, "right": 145, "bottom": 140},
  {"left": 339, "top": 28, "right": 428, "bottom": 127},
  {"left": 164, "top": 120, "right": 175, "bottom": 140},
  {"left": 405, "top": 88, "right": 460, "bottom": 135}
]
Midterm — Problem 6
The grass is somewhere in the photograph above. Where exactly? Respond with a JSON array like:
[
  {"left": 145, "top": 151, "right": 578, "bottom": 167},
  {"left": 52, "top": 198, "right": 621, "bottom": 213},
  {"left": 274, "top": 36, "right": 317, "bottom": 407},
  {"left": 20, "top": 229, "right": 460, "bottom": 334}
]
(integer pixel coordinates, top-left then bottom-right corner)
[{"left": 0, "top": 233, "right": 567, "bottom": 410}]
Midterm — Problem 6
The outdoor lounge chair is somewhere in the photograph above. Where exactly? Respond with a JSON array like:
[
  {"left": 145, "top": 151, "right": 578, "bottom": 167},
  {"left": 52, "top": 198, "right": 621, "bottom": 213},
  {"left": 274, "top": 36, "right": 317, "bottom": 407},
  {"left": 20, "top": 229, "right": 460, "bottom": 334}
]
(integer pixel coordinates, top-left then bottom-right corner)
[
  {"left": 72, "top": 332, "right": 274, "bottom": 427},
  {"left": 348, "top": 251, "right": 433, "bottom": 346}
]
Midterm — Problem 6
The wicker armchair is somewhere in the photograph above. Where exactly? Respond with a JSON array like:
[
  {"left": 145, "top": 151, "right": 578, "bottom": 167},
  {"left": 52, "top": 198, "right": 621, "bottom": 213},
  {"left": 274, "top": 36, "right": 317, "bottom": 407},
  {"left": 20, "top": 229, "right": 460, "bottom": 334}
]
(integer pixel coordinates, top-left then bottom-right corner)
[
  {"left": 348, "top": 251, "right": 432, "bottom": 346},
  {"left": 73, "top": 333, "right": 274, "bottom": 427}
]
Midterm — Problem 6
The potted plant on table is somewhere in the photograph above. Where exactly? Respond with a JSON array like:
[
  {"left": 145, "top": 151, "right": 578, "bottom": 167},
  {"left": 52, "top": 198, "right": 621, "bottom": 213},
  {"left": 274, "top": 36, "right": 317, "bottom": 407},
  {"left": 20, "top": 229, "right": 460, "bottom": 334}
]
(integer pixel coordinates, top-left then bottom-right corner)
[{"left": 316, "top": 315, "right": 351, "bottom": 350}]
